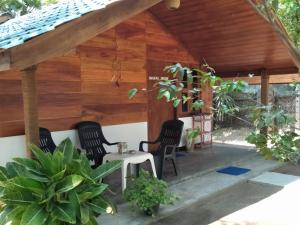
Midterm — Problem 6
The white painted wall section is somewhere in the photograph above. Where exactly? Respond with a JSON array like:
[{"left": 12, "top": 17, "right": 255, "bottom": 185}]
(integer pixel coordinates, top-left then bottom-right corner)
[
  {"left": 0, "top": 122, "right": 147, "bottom": 166},
  {"left": 179, "top": 117, "right": 193, "bottom": 147}
]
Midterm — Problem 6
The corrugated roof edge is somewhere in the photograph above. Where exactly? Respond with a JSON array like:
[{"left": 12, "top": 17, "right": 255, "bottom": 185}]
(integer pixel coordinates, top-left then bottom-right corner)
[{"left": 0, "top": 0, "right": 121, "bottom": 49}]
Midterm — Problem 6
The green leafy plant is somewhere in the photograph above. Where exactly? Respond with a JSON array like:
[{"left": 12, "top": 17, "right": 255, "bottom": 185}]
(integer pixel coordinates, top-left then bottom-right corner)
[
  {"left": 246, "top": 105, "right": 300, "bottom": 163},
  {"left": 124, "top": 170, "right": 177, "bottom": 216},
  {"left": 0, "top": 138, "right": 122, "bottom": 225},
  {"left": 128, "top": 63, "right": 247, "bottom": 140},
  {"left": 267, "top": 0, "right": 300, "bottom": 48}
]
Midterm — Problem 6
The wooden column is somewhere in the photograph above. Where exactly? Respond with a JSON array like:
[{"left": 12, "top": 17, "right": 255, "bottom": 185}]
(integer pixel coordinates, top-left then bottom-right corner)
[
  {"left": 201, "top": 82, "right": 213, "bottom": 113},
  {"left": 261, "top": 70, "right": 269, "bottom": 106},
  {"left": 21, "top": 66, "right": 39, "bottom": 157}
]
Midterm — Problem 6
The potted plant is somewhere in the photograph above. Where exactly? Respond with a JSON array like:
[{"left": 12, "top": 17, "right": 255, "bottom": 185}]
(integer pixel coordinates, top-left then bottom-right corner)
[
  {"left": 0, "top": 138, "right": 122, "bottom": 225},
  {"left": 124, "top": 170, "right": 177, "bottom": 216}
]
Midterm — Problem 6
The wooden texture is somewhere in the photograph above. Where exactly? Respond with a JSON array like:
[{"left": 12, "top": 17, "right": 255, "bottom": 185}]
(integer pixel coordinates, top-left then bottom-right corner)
[
  {"left": 150, "top": 0, "right": 298, "bottom": 73},
  {"left": 0, "top": 12, "right": 199, "bottom": 137},
  {"left": 0, "top": 0, "right": 163, "bottom": 71},
  {"left": 21, "top": 66, "right": 39, "bottom": 156},
  {"left": 261, "top": 71, "right": 269, "bottom": 106},
  {"left": 145, "top": 13, "right": 198, "bottom": 145},
  {"left": 80, "top": 14, "right": 148, "bottom": 126},
  {"left": 201, "top": 82, "right": 213, "bottom": 113},
  {"left": 223, "top": 73, "right": 300, "bottom": 84}
]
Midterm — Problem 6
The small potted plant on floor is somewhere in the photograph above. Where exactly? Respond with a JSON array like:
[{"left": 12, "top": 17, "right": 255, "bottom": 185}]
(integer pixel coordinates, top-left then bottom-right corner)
[
  {"left": 0, "top": 138, "right": 121, "bottom": 225},
  {"left": 124, "top": 170, "right": 177, "bottom": 216}
]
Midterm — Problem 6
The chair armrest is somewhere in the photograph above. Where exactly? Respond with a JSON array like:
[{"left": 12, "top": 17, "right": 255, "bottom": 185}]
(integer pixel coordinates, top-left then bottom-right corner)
[
  {"left": 105, "top": 142, "right": 119, "bottom": 146},
  {"left": 139, "top": 140, "right": 160, "bottom": 152}
]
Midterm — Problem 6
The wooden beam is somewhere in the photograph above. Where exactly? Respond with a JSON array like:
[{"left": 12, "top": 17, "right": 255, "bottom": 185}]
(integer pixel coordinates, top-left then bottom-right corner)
[
  {"left": 261, "top": 70, "right": 269, "bottom": 106},
  {"left": 21, "top": 66, "right": 39, "bottom": 157},
  {"left": 220, "top": 67, "right": 299, "bottom": 78},
  {"left": 0, "top": 0, "right": 162, "bottom": 71},
  {"left": 0, "top": 51, "right": 10, "bottom": 71},
  {"left": 223, "top": 73, "right": 300, "bottom": 85},
  {"left": 245, "top": 0, "right": 300, "bottom": 70}
]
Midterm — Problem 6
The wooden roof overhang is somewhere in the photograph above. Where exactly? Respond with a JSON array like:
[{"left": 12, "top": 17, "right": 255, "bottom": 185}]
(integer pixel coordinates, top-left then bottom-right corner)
[
  {"left": 0, "top": 0, "right": 299, "bottom": 155},
  {"left": 150, "top": 0, "right": 300, "bottom": 76}
]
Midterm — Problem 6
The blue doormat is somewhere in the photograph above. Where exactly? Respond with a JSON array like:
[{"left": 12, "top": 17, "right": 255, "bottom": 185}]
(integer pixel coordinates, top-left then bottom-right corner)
[
  {"left": 176, "top": 152, "right": 186, "bottom": 158},
  {"left": 217, "top": 166, "right": 251, "bottom": 176}
]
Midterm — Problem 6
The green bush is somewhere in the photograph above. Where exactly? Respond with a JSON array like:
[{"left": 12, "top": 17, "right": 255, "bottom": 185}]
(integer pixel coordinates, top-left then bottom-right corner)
[
  {"left": 124, "top": 170, "right": 177, "bottom": 216},
  {"left": 0, "top": 138, "right": 121, "bottom": 225}
]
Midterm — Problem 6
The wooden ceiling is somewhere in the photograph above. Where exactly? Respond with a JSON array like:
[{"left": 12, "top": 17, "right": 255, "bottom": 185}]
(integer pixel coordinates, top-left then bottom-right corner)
[{"left": 150, "top": 0, "right": 298, "bottom": 75}]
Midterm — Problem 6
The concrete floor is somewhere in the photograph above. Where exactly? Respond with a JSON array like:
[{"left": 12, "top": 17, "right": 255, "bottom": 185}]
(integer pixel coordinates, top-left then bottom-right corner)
[
  {"left": 152, "top": 182, "right": 282, "bottom": 225},
  {"left": 105, "top": 144, "right": 256, "bottom": 197},
  {"left": 99, "top": 144, "right": 283, "bottom": 225},
  {"left": 152, "top": 164, "right": 300, "bottom": 225}
]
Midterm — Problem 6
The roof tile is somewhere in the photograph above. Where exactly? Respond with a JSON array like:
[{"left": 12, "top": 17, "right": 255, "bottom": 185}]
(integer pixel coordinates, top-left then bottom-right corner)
[{"left": 0, "top": 0, "right": 120, "bottom": 50}]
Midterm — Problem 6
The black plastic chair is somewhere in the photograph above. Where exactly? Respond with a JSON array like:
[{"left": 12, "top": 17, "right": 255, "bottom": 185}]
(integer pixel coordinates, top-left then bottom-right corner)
[
  {"left": 39, "top": 127, "right": 57, "bottom": 154},
  {"left": 139, "top": 120, "right": 184, "bottom": 179},
  {"left": 76, "top": 121, "right": 120, "bottom": 168}
]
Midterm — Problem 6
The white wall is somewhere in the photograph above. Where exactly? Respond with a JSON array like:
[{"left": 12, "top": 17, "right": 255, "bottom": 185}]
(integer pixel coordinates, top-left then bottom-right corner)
[
  {"left": 0, "top": 118, "right": 192, "bottom": 166},
  {"left": 178, "top": 117, "right": 193, "bottom": 147},
  {"left": 0, "top": 122, "right": 147, "bottom": 166}
]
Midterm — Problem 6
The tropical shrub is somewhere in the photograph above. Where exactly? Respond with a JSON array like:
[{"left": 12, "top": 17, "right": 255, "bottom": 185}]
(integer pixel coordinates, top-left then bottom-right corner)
[
  {"left": 0, "top": 138, "right": 121, "bottom": 225},
  {"left": 246, "top": 105, "right": 300, "bottom": 163}
]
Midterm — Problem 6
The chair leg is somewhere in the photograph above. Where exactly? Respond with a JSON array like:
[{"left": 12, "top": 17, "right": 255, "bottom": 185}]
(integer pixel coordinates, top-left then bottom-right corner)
[
  {"left": 154, "top": 155, "right": 164, "bottom": 180},
  {"left": 135, "top": 164, "right": 140, "bottom": 177},
  {"left": 171, "top": 158, "right": 178, "bottom": 176}
]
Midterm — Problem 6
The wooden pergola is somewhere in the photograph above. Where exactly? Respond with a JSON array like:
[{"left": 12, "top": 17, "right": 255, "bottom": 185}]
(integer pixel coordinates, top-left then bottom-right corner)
[{"left": 0, "top": 0, "right": 299, "bottom": 157}]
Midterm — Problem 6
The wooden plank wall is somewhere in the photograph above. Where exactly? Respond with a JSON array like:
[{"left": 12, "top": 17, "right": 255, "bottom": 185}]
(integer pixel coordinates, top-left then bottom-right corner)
[
  {"left": 145, "top": 13, "right": 198, "bottom": 142},
  {"left": 0, "top": 12, "right": 200, "bottom": 137}
]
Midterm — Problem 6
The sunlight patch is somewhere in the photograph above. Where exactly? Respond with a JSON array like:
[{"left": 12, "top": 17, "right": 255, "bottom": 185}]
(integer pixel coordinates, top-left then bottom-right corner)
[{"left": 249, "top": 172, "right": 300, "bottom": 187}]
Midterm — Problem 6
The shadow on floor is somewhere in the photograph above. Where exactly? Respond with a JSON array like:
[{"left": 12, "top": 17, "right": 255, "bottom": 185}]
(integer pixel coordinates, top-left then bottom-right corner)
[
  {"left": 104, "top": 144, "right": 256, "bottom": 204},
  {"left": 151, "top": 182, "right": 282, "bottom": 225}
]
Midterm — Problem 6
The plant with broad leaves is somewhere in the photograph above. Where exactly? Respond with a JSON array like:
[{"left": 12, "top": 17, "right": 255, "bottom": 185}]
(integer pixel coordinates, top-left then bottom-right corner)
[
  {"left": 128, "top": 63, "right": 247, "bottom": 141},
  {"left": 0, "top": 138, "right": 122, "bottom": 225},
  {"left": 246, "top": 104, "right": 300, "bottom": 163},
  {"left": 128, "top": 63, "right": 247, "bottom": 115},
  {"left": 267, "top": 0, "right": 300, "bottom": 48}
]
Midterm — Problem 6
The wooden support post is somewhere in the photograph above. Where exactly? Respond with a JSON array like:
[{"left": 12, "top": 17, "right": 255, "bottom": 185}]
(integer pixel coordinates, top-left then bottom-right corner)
[
  {"left": 260, "top": 69, "right": 269, "bottom": 137},
  {"left": 296, "top": 86, "right": 300, "bottom": 135},
  {"left": 21, "top": 66, "right": 39, "bottom": 157},
  {"left": 261, "top": 70, "right": 269, "bottom": 106},
  {"left": 201, "top": 82, "right": 213, "bottom": 113}
]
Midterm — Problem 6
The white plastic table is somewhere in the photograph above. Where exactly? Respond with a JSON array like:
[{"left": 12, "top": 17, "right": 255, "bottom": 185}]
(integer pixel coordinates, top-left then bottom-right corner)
[{"left": 103, "top": 151, "right": 157, "bottom": 192}]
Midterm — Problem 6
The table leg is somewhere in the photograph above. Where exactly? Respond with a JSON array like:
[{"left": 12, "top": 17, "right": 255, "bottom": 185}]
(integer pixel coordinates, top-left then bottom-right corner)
[
  {"left": 122, "top": 161, "right": 128, "bottom": 192},
  {"left": 149, "top": 157, "right": 157, "bottom": 178}
]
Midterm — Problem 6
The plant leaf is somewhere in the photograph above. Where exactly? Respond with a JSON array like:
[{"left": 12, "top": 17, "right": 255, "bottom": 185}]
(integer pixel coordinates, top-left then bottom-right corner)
[
  {"left": 0, "top": 167, "right": 8, "bottom": 181},
  {"left": 91, "top": 160, "right": 121, "bottom": 181},
  {"left": 1, "top": 192, "right": 36, "bottom": 205},
  {"left": 7, "top": 176, "right": 45, "bottom": 194},
  {"left": 52, "top": 203, "right": 76, "bottom": 224},
  {"left": 77, "top": 184, "right": 108, "bottom": 202},
  {"left": 128, "top": 88, "right": 138, "bottom": 99},
  {"left": 20, "top": 204, "right": 47, "bottom": 225},
  {"left": 87, "top": 196, "right": 115, "bottom": 215},
  {"left": 173, "top": 99, "right": 181, "bottom": 108},
  {"left": 56, "top": 175, "right": 84, "bottom": 194},
  {"left": 56, "top": 138, "right": 74, "bottom": 164},
  {"left": 31, "top": 145, "right": 54, "bottom": 175},
  {"left": 80, "top": 204, "right": 90, "bottom": 224},
  {"left": 13, "top": 158, "right": 43, "bottom": 175}
]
